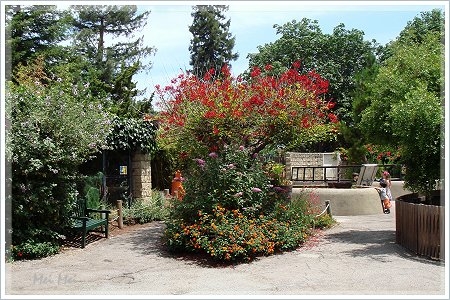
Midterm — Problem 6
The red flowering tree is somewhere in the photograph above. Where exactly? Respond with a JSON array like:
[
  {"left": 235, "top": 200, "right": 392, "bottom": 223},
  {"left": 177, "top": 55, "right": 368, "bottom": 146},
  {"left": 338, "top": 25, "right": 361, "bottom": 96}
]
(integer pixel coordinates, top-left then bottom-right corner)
[{"left": 156, "top": 62, "right": 338, "bottom": 162}]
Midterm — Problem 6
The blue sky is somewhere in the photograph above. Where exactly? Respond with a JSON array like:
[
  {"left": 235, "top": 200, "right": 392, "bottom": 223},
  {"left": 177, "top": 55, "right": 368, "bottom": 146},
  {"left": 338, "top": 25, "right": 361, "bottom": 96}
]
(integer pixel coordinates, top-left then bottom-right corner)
[
  {"left": 2, "top": 0, "right": 447, "bottom": 100},
  {"left": 135, "top": 1, "right": 447, "bottom": 102}
]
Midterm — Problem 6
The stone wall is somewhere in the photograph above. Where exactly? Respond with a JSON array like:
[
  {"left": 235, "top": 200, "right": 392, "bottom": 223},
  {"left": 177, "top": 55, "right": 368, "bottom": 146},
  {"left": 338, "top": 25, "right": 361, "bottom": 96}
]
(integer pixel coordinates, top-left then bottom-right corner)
[
  {"left": 285, "top": 152, "right": 340, "bottom": 181},
  {"left": 131, "top": 151, "right": 152, "bottom": 201}
]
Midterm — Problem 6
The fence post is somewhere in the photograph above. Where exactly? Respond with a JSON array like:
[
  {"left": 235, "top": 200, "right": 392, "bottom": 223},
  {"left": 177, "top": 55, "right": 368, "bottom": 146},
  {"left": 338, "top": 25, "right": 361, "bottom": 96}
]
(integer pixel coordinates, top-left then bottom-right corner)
[
  {"left": 101, "top": 204, "right": 106, "bottom": 220},
  {"left": 325, "top": 200, "right": 332, "bottom": 216},
  {"left": 164, "top": 189, "right": 170, "bottom": 197},
  {"left": 117, "top": 200, "right": 123, "bottom": 229}
]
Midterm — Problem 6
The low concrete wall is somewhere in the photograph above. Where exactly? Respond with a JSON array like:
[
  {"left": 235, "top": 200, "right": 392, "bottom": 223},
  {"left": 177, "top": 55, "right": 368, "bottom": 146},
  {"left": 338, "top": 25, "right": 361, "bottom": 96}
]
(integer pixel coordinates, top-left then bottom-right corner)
[
  {"left": 294, "top": 187, "right": 383, "bottom": 216},
  {"left": 293, "top": 181, "right": 413, "bottom": 216}
]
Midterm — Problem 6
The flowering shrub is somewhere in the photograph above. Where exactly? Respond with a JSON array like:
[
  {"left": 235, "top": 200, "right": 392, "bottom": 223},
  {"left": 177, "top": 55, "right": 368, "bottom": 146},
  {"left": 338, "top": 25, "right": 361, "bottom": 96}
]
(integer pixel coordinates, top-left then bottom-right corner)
[
  {"left": 156, "top": 62, "right": 338, "bottom": 161},
  {"left": 168, "top": 145, "right": 280, "bottom": 223},
  {"left": 365, "top": 144, "right": 401, "bottom": 165},
  {"left": 164, "top": 145, "right": 334, "bottom": 262},
  {"left": 165, "top": 195, "right": 332, "bottom": 262},
  {"left": 165, "top": 204, "right": 300, "bottom": 261},
  {"left": 5, "top": 58, "right": 113, "bottom": 260},
  {"left": 159, "top": 62, "right": 338, "bottom": 262}
]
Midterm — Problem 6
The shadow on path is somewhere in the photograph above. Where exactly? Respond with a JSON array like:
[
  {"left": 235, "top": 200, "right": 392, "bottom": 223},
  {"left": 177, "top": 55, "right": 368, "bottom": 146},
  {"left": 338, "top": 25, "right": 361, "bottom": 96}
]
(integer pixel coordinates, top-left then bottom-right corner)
[
  {"left": 120, "top": 221, "right": 230, "bottom": 268},
  {"left": 103, "top": 219, "right": 444, "bottom": 269},
  {"left": 63, "top": 232, "right": 105, "bottom": 248},
  {"left": 325, "top": 229, "right": 443, "bottom": 266}
]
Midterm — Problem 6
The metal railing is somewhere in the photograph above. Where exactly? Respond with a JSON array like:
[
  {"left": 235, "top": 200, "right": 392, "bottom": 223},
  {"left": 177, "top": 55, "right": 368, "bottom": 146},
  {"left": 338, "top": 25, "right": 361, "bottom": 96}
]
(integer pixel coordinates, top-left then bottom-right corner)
[
  {"left": 290, "top": 165, "right": 361, "bottom": 183},
  {"left": 290, "top": 164, "right": 403, "bottom": 184}
]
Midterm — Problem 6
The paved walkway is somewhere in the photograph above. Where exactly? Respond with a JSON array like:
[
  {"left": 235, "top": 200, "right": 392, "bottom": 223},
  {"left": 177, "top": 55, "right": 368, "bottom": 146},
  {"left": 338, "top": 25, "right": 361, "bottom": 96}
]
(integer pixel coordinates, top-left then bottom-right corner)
[{"left": 4, "top": 202, "right": 447, "bottom": 297}]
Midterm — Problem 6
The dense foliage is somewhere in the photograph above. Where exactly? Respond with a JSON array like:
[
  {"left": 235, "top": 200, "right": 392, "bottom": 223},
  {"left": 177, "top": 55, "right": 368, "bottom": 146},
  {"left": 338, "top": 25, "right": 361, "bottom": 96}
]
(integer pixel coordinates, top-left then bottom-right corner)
[
  {"left": 122, "top": 190, "right": 169, "bottom": 225},
  {"left": 247, "top": 18, "right": 378, "bottom": 126},
  {"left": 4, "top": 5, "right": 71, "bottom": 81},
  {"left": 5, "top": 58, "right": 113, "bottom": 260},
  {"left": 6, "top": 4, "right": 156, "bottom": 116},
  {"left": 359, "top": 9, "right": 444, "bottom": 195},
  {"left": 107, "top": 116, "right": 158, "bottom": 154},
  {"left": 156, "top": 63, "right": 337, "bottom": 166},
  {"left": 68, "top": 5, "right": 156, "bottom": 114}
]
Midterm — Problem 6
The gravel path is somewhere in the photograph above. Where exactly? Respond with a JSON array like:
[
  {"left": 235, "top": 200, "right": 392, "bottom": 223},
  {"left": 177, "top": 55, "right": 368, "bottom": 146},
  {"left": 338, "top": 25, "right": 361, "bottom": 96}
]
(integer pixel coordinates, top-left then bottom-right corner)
[{"left": 4, "top": 202, "right": 447, "bottom": 297}]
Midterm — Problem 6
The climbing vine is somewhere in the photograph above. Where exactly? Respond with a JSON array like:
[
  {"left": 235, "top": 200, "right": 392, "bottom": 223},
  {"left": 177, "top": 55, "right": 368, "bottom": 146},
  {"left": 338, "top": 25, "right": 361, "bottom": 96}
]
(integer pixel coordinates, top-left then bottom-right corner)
[{"left": 106, "top": 115, "right": 158, "bottom": 154}]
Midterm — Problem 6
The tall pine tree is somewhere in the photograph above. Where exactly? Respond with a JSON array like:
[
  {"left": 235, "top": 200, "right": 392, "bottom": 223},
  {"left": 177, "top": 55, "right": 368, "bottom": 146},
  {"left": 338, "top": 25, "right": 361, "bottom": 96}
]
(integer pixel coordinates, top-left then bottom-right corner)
[
  {"left": 5, "top": 5, "right": 71, "bottom": 81},
  {"left": 188, "top": 5, "right": 238, "bottom": 79},
  {"left": 70, "top": 5, "right": 155, "bottom": 117}
]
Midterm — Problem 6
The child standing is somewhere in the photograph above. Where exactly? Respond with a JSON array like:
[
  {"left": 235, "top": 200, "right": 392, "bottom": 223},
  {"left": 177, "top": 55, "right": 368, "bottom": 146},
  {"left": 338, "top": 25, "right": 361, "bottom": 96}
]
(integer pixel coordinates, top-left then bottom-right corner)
[
  {"left": 375, "top": 179, "right": 391, "bottom": 214},
  {"left": 382, "top": 171, "right": 393, "bottom": 202}
]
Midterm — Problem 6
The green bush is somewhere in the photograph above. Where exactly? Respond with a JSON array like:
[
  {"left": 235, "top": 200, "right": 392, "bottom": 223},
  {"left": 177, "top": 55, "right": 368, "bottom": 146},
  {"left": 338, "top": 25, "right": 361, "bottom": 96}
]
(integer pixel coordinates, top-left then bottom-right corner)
[
  {"left": 7, "top": 228, "right": 63, "bottom": 261},
  {"left": 359, "top": 25, "right": 444, "bottom": 196},
  {"left": 11, "top": 241, "right": 60, "bottom": 261},
  {"left": 107, "top": 116, "right": 158, "bottom": 154},
  {"left": 168, "top": 145, "right": 281, "bottom": 223},
  {"left": 313, "top": 213, "right": 336, "bottom": 229},
  {"left": 122, "top": 190, "right": 169, "bottom": 224},
  {"left": 81, "top": 172, "right": 105, "bottom": 210}
]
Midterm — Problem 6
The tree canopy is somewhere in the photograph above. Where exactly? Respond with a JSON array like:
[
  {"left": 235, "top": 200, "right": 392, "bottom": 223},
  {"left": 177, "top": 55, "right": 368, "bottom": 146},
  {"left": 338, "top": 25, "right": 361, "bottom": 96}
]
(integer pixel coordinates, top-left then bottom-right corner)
[
  {"left": 69, "top": 5, "right": 156, "bottom": 117},
  {"left": 359, "top": 9, "right": 444, "bottom": 194},
  {"left": 247, "top": 18, "right": 378, "bottom": 126},
  {"left": 5, "top": 5, "right": 71, "bottom": 81}
]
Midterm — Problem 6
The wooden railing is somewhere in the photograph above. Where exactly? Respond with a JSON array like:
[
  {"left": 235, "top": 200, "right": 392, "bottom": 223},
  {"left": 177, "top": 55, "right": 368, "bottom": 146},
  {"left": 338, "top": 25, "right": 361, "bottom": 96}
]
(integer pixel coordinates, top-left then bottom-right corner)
[{"left": 396, "top": 195, "right": 445, "bottom": 261}]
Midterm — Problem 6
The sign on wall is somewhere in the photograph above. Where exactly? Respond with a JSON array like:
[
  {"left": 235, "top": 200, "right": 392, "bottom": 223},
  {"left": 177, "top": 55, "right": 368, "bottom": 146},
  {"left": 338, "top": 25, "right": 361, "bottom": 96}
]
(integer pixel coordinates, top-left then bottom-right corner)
[{"left": 119, "top": 166, "right": 128, "bottom": 175}]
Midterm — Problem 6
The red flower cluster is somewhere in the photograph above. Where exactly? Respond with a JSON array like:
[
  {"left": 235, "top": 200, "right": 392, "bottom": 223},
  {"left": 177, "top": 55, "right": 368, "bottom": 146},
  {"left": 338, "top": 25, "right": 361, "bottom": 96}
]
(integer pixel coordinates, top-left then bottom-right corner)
[{"left": 156, "top": 63, "right": 338, "bottom": 157}]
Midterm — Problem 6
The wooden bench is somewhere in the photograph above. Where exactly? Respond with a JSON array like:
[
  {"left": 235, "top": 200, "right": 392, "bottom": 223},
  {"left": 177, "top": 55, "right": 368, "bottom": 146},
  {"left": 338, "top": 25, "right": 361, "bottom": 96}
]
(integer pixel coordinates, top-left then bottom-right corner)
[{"left": 69, "top": 199, "right": 110, "bottom": 248}]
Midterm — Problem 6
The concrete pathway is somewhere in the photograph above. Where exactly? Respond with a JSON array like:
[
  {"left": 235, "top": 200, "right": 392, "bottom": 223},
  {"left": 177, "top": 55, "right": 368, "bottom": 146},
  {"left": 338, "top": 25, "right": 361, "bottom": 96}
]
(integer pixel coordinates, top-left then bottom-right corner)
[{"left": 4, "top": 202, "right": 447, "bottom": 297}]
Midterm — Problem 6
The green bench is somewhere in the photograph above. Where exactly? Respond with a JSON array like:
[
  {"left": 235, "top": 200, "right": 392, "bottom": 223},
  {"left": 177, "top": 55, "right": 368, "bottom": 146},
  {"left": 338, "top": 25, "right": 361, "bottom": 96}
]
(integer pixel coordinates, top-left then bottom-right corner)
[{"left": 69, "top": 199, "right": 110, "bottom": 248}]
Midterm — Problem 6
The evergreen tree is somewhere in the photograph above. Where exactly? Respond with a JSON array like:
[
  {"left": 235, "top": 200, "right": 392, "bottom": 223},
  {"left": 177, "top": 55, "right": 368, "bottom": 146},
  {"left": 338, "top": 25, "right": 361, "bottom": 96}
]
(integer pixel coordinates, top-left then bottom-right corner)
[
  {"left": 69, "top": 5, "right": 156, "bottom": 117},
  {"left": 188, "top": 5, "right": 238, "bottom": 79},
  {"left": 5, "top": 5, "right": 71, "bottom": 81}
]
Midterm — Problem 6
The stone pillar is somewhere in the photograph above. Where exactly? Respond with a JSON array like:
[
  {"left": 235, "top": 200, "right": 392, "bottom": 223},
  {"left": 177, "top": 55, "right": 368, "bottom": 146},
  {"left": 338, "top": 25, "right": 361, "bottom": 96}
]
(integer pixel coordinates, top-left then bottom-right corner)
[
  {"left": 285, "top": 152, "right": 292, "bottom": 181},
  {"left": 131, "top": 151, "right": 152, "bottom": 202}
]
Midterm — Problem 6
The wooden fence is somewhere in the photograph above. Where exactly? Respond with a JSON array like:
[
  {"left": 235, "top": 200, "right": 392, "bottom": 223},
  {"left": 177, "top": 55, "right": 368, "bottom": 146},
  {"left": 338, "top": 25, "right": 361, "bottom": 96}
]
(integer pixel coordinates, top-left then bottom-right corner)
[{"left": 396, "top": 199, "right": 445, "bottom": 261}]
